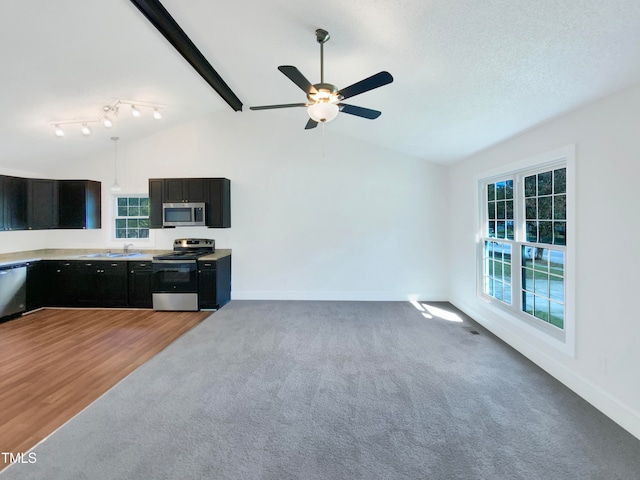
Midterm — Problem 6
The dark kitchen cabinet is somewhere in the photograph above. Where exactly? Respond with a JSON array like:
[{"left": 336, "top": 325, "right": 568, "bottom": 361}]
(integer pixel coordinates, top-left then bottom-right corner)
[
  {"left": 58, "top": 180, "right": 101, "bottom": 229},
  {"left": 45, "top": 260, "right": 78, "bottom": 307},
  {"left": 198, "top": 255, "right": 231, "bottom": 309},
  {"left": 164, "top": 178, "right": 207, "bottom": 203},
  {"left": 207, "top": 178, "right": 231, "bottom": 228},
  {"left": 25, "top": 261, "right": 45, "bottom": 312},
  {"left": 3, "top": 175, "right": 27, "bottom": 230},
  {"left": 0, "top": 176, "right": 4, "bottom": 229},
  {"left": 128, "top": 261, "right": 153, "bottom": 308},
  {"left": 148, "top": 177, "right": 230, "bottom": 228},
  {"left": 28, "top": 178, "right": 58, "bottom": 230},
  {"left": 76, "top": 261, "right": 128, "bottom": 307},
  {"left": 148, "top": 179, "right": 164, "bottom": 228}
]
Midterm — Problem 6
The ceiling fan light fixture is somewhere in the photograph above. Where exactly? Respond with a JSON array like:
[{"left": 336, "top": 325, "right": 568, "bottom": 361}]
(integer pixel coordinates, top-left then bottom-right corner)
[{"left": 308, "top": 102, "right": 339, "bottom": 123}]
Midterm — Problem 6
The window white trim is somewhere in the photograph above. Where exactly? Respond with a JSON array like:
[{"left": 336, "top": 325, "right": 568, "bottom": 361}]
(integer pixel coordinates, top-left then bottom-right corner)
[{"left": 474, "top": 145, "right": 575, "bottom": 356}]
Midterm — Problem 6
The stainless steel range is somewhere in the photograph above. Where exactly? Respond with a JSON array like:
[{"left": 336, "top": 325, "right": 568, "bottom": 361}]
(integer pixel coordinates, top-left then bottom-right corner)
[{"left": 152, "top": 238, "right": 214, "bottom": 311}]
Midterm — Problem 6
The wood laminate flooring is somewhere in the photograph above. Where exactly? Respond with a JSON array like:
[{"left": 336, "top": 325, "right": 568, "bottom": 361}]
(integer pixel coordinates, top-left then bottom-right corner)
[{"left": 0, "top": 308, "right": 210, "bottom": 469}]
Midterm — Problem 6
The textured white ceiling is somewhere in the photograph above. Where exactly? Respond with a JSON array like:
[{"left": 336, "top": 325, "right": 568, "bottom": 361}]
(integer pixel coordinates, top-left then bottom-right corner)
[{"left": 2, "top": 0, "right": 640, "bottom": 171}]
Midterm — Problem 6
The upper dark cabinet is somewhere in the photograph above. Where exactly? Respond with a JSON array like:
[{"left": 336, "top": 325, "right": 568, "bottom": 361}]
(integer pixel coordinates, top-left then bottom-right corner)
[
  {"left": 148, "top": 177, "right": 230, "bottom": 228},
  {"left": 28, "top": 178, "right": 58, "bottom": 230},
  {"left": 3, "top": 175, "right": 28, "bottom": 230},
  {"left": 58, "top": 180, "right": 101, "bottom": 229},
  {"left": 164, "top": 178, "right": 207, "bottom": 203}
]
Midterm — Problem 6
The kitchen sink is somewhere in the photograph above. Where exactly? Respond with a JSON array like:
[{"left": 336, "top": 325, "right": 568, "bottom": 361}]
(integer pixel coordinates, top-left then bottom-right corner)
[{"left": 79, "top": 252, "right": 143, "bottom": 258}]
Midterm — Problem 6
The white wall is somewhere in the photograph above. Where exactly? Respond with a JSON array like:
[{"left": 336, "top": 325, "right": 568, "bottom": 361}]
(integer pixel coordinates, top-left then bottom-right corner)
[
  {"left": 9, "top": 109, "right": 450, "bottom": 301},
  {"left": 448, "top": 83, "right": 640, "bottom": 438}
]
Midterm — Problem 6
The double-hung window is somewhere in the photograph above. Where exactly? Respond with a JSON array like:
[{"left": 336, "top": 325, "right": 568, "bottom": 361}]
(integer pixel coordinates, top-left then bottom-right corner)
[
  {"left": 478, "top": 146, "right": 574, "bottom": 354},
  {"left": 113, "top": 195, "right": 150, "bottom": 239}
]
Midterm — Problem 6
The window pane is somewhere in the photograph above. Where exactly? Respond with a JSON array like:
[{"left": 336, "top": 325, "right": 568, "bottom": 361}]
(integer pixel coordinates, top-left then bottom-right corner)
[
  {"left": 496, "top": 221, "right": 505, "bottom": 238},
  {"left": 523, "top": 292, "right": 534, "bottom": 315},
  {"left": 118, "top": 206, "right": 128, "bottom": 216},
  {"left": 533, "top": 248, "right": 548, "bottom": 271},
  {"left": 140, "top": 205, "right": 150, "bottom": 216},
  {"left": 487, "top": 184, "right": 495, "bottom": 201},
  {"left": 524, "top": 175, "right": 536, "bottom": 197},
  {"left": 495, "top": 280, "right": 503, "bottom": 301},
  {"left": 488, "top": 202, "right": 496, "bottom": 219},
  {"left": 505, "top": 200, "right": 513, "bottom": 219},
  {"left": 138, "top": 218, "right": 149, "bottom": 228},
  {"left": 534, "top": 271, "right": 549, "bottom": 297},
  {"left": 127, "top": 219, "right": 139, "bottom": 228},
  {"left": 549, "top": 275, "right": 564, "bottom": 303},
  {"left": 523, "top": 268, "right": 534, "bottom": 292},
  {"left": 522, "top": 246, "right": 534, "bottom": 269},
  {"left": 537, "top": 171, "right": 552, "bottom": 195},
  {"left": 538, "top": 221, "right": 553, "bottom": 244},
  {"left": 549, "top": 250, "right": 564, "bottom": 276},
  {"left": 526, "top": 221, "right": 537, "bottom": 242},
  {"left": 116, "top": 229, "right": 127, "bottom": 238},
  {"left": 497, "top": 201, "right": 505, "bottom": 219},
  {"left": 504, "top": 286, "right": 512, "bottom": 304},
  {"left": 505, "top": 180, "right": 513, "bottom": 199},
  {"left": 534, "top": 296, "right": 549, "bottom": 322},
  {"left": 553, "top": 195, "right": 566, "bottom": 220},
  {"left": 140, "top": 229, "right": 149, "bottom": 239},
  {"left": 116, "top": 219, "right": 126, "bottom": 228},
  {"left": 129, "top": 206, "right": 140, "bottom": 216},
  {"left": 140, "top": 198, "right": 149, "bottom": 207},
  {"left": 127, "top": 229, "right": 139, "bottom": 238},
  {"left": 506, "top": 221, "right": 514, "bottom": 240},
  {"left": 554, "top": 222, "right": 566, "bottom": 245},
  {"left": 554, "top": 168, "right": 566, "bottom": 194},
  {"left": 488, "top": 221, "right": 496, "bottom": 237},
  {"left": 496, "top": 181, "right": 505, "bottom": 200},
  {"left": 495, "top": 261, "right": 503, "bottom": 278},
  {"left": 128, "top": 197, "right": 140, "bottom": 206},
  {"left": 525, "top": 198, "right": 536, "bottom": 219},
  {"left": 538, "top": 197, "right": 552, "bottom": 219},
  {"left": 117, "top": 198, "right": 128, "bottom": 207},
  {"left": 549, "top": 302, "right": 564, "bottom": 329}
]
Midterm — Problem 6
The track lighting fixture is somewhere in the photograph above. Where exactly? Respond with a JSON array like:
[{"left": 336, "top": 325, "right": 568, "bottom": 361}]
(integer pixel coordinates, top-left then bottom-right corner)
[{"left": 50, "top": 99, "right": 164, "bottom": 138}]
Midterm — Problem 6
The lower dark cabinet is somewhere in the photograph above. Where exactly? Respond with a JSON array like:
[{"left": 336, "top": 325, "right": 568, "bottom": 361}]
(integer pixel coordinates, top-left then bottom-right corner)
[
  {"left": 76, "top": 261, "right": 127, "bottom": 307},
  {"left": 128, "top": 261, "right": 153, "bottom": 308},
  {"left": 198, "top": 255, "right": 231, "bottom": 309},
  {"left": 25, "top": 262, "right": 45, "bottom": 312},
  {"left": 44, "top": 261, "right": 77, "bottom": 307}
]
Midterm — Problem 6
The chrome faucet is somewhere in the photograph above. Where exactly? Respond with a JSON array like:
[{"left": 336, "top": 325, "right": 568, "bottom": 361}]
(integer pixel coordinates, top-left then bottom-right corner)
[{"left": 124, "top": 243, "right": 134, "bottom": 254}]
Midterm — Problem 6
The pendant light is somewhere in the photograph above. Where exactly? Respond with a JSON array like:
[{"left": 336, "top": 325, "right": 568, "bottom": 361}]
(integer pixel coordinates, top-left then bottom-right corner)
[{"left": 110, "top": 136, "right": 122, "bottom": 192}]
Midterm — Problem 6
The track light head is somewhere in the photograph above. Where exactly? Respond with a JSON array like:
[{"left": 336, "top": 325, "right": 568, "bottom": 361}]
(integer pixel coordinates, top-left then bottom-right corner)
[
  {"left": 102, "top": 116, "right": 113, "bottom": 128},
  {"left": 81, "top": 124, "right": 92, "bottom": 136},
  {"left": 153, "top": 108, "right": 162, "bottom": 120},
  {"left": 54, "top": 125, "right": 64, "bottom": 137},
  {"left": 131, "top": 105, "right": 141, "bottom": 117}
]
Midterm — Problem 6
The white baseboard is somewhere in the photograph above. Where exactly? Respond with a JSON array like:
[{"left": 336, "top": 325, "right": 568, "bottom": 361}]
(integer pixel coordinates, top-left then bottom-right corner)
[
  {"left": 450, "top": 296, "right": 640, "bottom": 441},
  {"left": 231, "top": 291, "right": 447, "bottom": 302}
]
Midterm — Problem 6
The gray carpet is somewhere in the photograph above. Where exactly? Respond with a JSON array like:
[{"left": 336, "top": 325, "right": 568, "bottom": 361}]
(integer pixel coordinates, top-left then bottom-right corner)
[{"left": 2, "top": 301, "right": 639, "bottom": 479}]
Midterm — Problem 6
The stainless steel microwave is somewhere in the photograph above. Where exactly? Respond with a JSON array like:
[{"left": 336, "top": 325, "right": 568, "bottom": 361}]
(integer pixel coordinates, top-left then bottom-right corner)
[{"left": 162, "top": 202, "right": 206, "bottom": 227}]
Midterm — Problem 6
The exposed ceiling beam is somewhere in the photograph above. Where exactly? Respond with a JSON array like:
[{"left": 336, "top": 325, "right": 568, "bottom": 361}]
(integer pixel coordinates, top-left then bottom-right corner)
[{"left": 129, "top": 0, "right": 243, "bottom": 112}]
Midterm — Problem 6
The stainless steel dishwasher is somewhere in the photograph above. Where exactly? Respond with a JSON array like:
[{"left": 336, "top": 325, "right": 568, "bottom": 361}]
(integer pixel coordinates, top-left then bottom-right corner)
[{"left": 0, "top": 264, "right": 27, "bottom": 319}]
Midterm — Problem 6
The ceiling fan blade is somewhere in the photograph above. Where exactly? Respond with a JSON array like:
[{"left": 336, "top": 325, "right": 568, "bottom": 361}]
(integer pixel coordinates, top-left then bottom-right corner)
[
  {"left": 305, "top": 118, "right": 318, "bottom": 130},
  {"left": 338, "top": 104, "right": 382, "bottom": 120},
  {"left": 278, "top": 66, "right": 317, "bottom": 94},
  {"left": 338, "top": 71, "right": 393, "bottom": 100},
  {"left": 250, "top": 103, "right": 308, "bottom": 111}
]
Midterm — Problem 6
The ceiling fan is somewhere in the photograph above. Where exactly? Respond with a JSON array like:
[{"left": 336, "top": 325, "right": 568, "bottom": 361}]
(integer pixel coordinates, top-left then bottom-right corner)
[{"left": 250, "top": 29, "right": 393, "bottom": 130}]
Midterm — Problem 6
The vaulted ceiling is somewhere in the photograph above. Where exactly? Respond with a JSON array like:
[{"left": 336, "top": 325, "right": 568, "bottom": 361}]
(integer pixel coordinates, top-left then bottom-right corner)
[{"left": 3, "top": 0, "right": 640, "bottom": 172}]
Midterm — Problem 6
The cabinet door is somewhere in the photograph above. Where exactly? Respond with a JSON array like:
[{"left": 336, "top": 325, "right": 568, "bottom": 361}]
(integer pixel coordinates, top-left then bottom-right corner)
[
  {"left": 48, "top": 261, "right": 77, "bottom": 307},
  {"left": 128, "top": 262, "right": 153, "bottom": 308},
  {"left": 4, "top": 176, "right": 27, "bottom": 230},
  {"left": 58, "top": 180, "right": 101, "bottom": 229},
  {"left": 75, "top": 262, "right": 101, "bottom": 306},
  {"left": 25, "top": 262, "right": 44, "bottom": 312},
  {"left": 149, "top": 179, "right": 164, "bottom": 228},
  {"left": 164, "top": 178, "right": 207, "bottom": 203},
  {"left": 206, "top": 178, "right": 231, "bottom": 228},
  {"left": 198, "top": 262, "right": 217, "bottom": 309},
  {"left": 102, "top": 262, "right": 128, "bottom": 307},
  {"left": 28, "top": 179, "right": 58, "bottom": 229}
]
